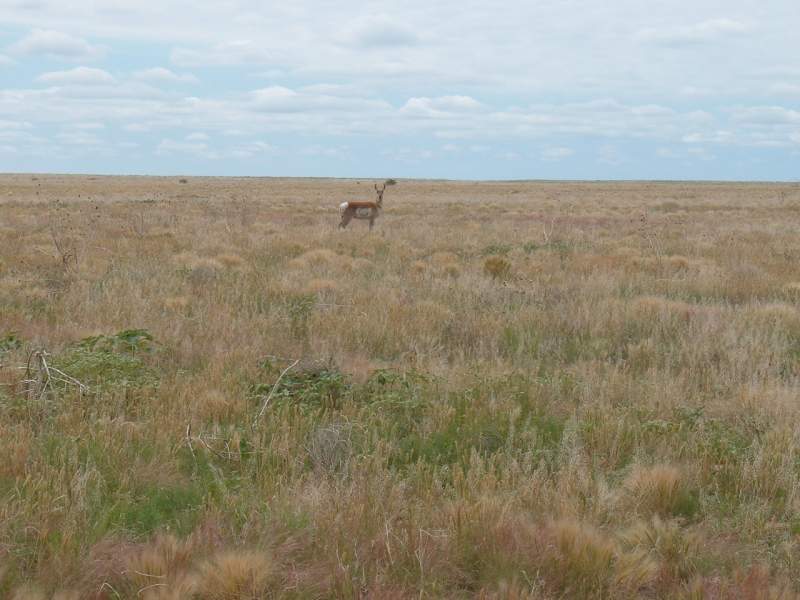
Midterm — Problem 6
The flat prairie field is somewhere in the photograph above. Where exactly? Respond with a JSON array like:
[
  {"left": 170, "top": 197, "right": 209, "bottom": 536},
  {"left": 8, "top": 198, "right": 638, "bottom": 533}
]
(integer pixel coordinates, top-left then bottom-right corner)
[{"left": 3, "top": 174, "right": 800, "bottom": 598}]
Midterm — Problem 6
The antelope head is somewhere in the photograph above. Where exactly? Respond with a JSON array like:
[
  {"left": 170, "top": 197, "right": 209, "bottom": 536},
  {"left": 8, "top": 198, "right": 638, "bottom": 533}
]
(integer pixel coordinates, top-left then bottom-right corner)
[{"left": 374, "top": 183, "right": 386, "bottom": 207}]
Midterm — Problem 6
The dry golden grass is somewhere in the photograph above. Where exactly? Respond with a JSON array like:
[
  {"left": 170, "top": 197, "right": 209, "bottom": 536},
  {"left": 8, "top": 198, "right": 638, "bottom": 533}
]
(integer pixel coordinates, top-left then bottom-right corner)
[{"left": 2, "top": 175, "right": 800, "bottom": 597}]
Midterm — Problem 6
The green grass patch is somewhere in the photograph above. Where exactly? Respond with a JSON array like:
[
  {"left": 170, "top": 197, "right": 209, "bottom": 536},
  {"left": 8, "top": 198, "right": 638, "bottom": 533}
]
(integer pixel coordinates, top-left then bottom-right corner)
[
  {"left": 250, "top": 358, "right": 348, "bottom": 412},
  {"left": 481, "top": 243, "right": 513, "bottom": 256},
  {"left": 111, "top": 484, "right": 204, "bottom": 537},
  {"left": 52, "top": 329, "right": 160, "bottom": 391}
]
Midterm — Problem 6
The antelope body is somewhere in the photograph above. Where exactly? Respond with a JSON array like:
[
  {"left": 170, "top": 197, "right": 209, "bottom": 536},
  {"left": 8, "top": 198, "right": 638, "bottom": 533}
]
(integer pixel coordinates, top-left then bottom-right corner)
[{"left": 339, "top": 183, "right": 386, "bottom": 230}]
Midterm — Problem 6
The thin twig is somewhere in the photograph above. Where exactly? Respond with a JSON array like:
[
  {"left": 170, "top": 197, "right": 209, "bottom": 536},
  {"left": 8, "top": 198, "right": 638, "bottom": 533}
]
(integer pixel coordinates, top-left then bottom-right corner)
[
  {"left": 133, "top": 570, "right": 167, "bottom": 579},
  {"left": 36, "top": 351, "right": 52, "bottom": 401},
  {"left": 196, "top": 434, "right": 226, "bottom": 459},
  {"left": 253, "top": 358, "right": 299, "bottom": 426},
  {"left": 47, "top": 365, "right": 88, "bottom": 395},
  {"left": 137, "top": 583, "right": 167, "bottom": 596},
  {"left": 542, "top": 217, "right": 555, "bottom": 245},
  {"left": 99, "top": 582, "right": 122, "bottom": 600},
  {"left": 185, "top": 422, "right": 196, "bottom": 461}
]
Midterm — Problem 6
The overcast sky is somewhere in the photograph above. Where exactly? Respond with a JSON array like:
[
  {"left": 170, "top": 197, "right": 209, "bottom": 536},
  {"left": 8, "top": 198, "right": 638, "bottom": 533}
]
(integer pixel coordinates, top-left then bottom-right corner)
[{"left": 1, "top": 0, "right": 798, "bottom": 180}]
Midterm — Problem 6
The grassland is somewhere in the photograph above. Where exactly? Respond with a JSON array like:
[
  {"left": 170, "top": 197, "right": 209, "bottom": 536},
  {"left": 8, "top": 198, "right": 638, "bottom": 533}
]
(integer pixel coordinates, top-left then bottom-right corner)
[{"left": 2, "top": 174, "right": 800, "bottom": 598}]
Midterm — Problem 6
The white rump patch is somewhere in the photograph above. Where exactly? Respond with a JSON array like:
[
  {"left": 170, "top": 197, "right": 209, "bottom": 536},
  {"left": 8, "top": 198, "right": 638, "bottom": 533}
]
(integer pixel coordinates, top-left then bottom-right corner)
[{"left": 339, "top": 202, "right": 349, "bottom": 214}]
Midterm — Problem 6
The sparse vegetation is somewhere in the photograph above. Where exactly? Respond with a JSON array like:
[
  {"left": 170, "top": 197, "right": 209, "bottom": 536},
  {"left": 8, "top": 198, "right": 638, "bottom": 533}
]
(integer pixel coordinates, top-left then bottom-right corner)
[{"left": 2, "top": 175, "right": 800, "bottom": 597}]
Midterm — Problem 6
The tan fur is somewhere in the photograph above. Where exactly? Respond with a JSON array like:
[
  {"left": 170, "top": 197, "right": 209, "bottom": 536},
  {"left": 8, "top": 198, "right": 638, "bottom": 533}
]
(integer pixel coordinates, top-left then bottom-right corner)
[{"left": 339, "top": 183, "right": 386, "bottom": 230}]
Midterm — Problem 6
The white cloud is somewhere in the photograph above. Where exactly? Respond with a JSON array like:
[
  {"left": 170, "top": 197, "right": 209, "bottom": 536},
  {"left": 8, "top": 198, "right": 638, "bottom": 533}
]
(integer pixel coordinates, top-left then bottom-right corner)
[
  {"left": 768, "top": 83, "right": 800, "bottom": 96},
  {"left": 682, "top": 131, "right": 735, "bottom": 144},
  {"left": 156, "top": 138, "right": 217, "bottom": 159},
  {"left": 186, "top": 132, "right": 209, "bottom": 141},
  {"left": 124, "top": 123, "right": 152, "bottom": 133},
  {"left": 400, "top": 96, "right": 483, "bottom": 118},
  {"left": 299, "top": 83, "right": 363, "bottom": 97},
  {"left": 9, "top": 29, "right": 105, "bottom": 60},
  {"left": 541, "top": 146, "right": 574, "bottom": 160},
  {"left": 0, "top": 119, "right": 32, "bottom": 130},
  {"left": 249, "top": 86, "right": 299, "bottom": 111},
  {"left": 249, "top": 85, "right": 390, "bottom": 114},
  {"left": 170, "top": 40, "right": 275, "bottom": 67},
  {"left": 598, "top": 144, "right": 624, "bottom": 165},
  {"left": 55, "top": 130, "right": 104, "bottom": 146},
  {"left": 380, "top": 146, "right": 434, "bottom": 162},
  {"left": 730, "top": 106, "right": 800, "bottom": 125},
  {"left": 230, "top": 141, "right": 275, "bottom": 158},
  {"left": 64, "top": 122, "right": 105, "bottom": 130},
  {"left": 133, "top": 67, "right": 198, "bottom": 84},
  {"left": 686, "top": 146, "right": 715, "bottom": 160},
  {"left": 0, "top": 54, "right": 15, "bottom": 66},
  {"left": 300, "top": 144, "right": 349, "bottom": 158},
  {"left": 36, "top": 66, "right": 115, "bottom": 85},
  {"left": 635, "top": 18, "right": 750, "bottom": 46},
  {"left": 338, "top": 16, "right": 419, "bottom": 48},
  {"left": 4, "top": 73, "right": 797, "bottom": 153}
]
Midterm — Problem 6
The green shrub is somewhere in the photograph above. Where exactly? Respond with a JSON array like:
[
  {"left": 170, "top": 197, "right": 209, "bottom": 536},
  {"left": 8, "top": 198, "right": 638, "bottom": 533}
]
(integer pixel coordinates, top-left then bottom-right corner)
[
  {"left": 250, "top": 359, "right": 348, "bottom": 411},
  {"left": 53, "top": 329, "right": 160, "bottom": 390},
  {"left": 0, "top": 332, "right": 22, "bottom": 353},
  {"left": 522, "top": 241, "right": 540, "bottom": 254},
  {"left": 481, "top": 243, "right": 513, "bottom": 256}
]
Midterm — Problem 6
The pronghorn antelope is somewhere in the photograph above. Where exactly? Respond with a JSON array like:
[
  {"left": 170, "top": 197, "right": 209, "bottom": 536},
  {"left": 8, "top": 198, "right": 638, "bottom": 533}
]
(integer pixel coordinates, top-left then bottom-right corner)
[{"left": 339, "top": 183, "right": 386, "bottom": 230}]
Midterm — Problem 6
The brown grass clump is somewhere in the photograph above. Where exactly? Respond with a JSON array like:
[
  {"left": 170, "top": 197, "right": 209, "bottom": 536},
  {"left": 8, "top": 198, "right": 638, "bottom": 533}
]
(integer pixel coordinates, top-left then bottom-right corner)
[
  {"left": 484, "top": 256, "right": 512, "bottom": 280},
  {"left": 430, "top": 251, "right": 459, "bottom": 268},
  {"left": 443, "top": 263, "right": 461, "bottom": 278},
  {"left": 193, "top": 388, "right": 242, "bottom": 422},
  {"left": 124, "top": 534, "right": 195, "bottom": 592},
  {"left": 51, "top": 591, "right": 81, "bottom": 600},
  {"left": 620, "top": 516, "right": 701, "bottom": 582},
  {"left": 291, "top": 248, "right": 345, "bottom": 269},
  {"left": 9, "top": 585, "right": 47, "bottom": 600},
  {"left": 190, "top": 257, "right": 224, "bottom": 272},
  {"left": 303, "top": 278, "right": 339, "bottom": 296},
  {"left": 626, "top": 255, "right": 692, "bottom": 277},
  {"left": 544, "top": 519, "right": 643, "bottom": 594},
  {"left": 630, "top": 295, "right": 698, "bottom": 323},
  {"left": 409, "top": 260, "right": 427, "bottom": 276},
  {"left": 351, "top": 257, "right": 374, "bottom": 273},
  {"left": 171, "top": 251, "right": 200, "bottom": 269},
  {"left": 549, "top": 519, "right": 615, "bottom": 573},
  {"left": 415, "top": 300, "right": 455, "bottom": 324},
  {"left": 193, "top": 550, "right": 276, "bottom": 599},
  {"left": 624, "top": 464, "right": 689, "bottom": 516},
  {"left": 0, "top": 425, "right": 32, "bottom": 479},
  {"left": 163, "top": 295, "right": 191, "bottom": 312},
  {"left": 217, "top": 253, "right": 245, "bottom": 269},
  {"left": 749, "top": 302, "right": 800, "bottom": 335},
  {"left": 662, "top": 255, "right": 691, "bottom": 273}
]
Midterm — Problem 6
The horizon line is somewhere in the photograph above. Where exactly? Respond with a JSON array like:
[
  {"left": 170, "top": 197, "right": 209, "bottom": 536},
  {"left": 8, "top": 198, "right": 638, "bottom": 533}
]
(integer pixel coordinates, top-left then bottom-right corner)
[{"left": 2, "top": 172, "right": 799, "bottom": 185}]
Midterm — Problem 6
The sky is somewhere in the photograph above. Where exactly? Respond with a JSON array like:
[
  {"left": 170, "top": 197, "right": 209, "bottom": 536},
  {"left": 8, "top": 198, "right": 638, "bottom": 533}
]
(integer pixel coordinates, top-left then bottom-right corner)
[{"left": 0, "top": 0, "right": 799, "bottom": 180}]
